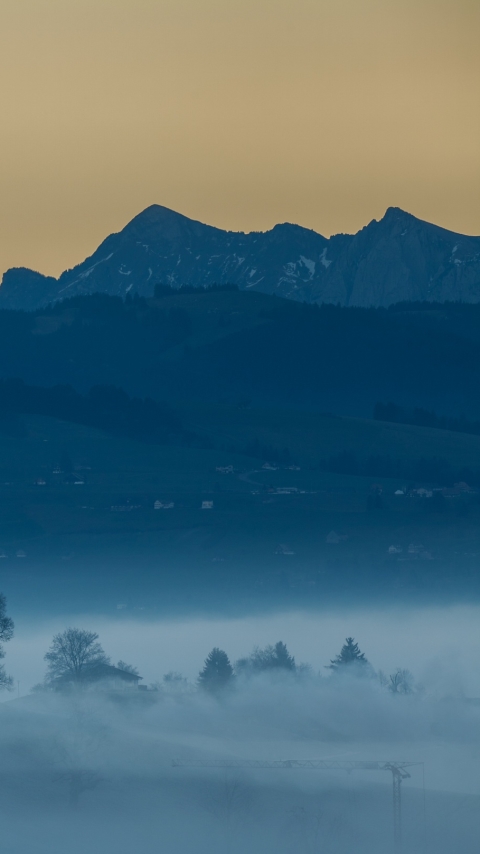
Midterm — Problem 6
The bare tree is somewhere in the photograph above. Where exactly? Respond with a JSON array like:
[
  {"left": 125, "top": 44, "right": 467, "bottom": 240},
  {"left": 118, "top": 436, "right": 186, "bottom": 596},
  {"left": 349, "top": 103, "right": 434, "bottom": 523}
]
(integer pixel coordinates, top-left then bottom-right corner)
[
  {"left": 388, "top": 668, "right": 414, "bottom": 694},
  {"left": 44, "top": 628, "right": 109, "bottom": 684},
  {"left": 0, "top": 594, "right": 14, "bottom": 690}
]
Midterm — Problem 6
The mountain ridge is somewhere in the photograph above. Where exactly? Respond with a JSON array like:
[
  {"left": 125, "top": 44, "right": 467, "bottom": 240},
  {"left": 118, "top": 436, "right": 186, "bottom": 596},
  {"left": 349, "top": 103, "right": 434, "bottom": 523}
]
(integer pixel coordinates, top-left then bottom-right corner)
[{"left": 1, "top": 204, "right": 479, "bottom": 310}]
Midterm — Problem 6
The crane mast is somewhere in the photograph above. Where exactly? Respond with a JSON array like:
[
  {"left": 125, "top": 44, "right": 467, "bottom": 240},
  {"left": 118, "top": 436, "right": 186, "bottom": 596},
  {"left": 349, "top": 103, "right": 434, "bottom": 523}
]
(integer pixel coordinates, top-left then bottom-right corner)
[{"left": 173, "top": 757, "right": 420, "bottom": 853}]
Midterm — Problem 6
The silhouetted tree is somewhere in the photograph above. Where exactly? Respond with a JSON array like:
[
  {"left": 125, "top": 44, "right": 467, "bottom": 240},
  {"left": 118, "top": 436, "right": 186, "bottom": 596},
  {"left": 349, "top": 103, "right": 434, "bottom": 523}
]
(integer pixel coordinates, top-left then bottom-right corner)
[
  {"left": 198, "top": 648, "right": 234, "bottom": 693},
  {"left": 388, "top": 668, "right": 414, "bottom": 694},
  {"left": 0, "top": 594, "right": 14, "bottom": 690},
  {"left": 237, "top": 641, "right": 296, "bottom": 674},
  {"left": 44, "top": 628, "right": 109, "bottom": 684},
  {"left": 327, "top": 637, "right": 369, "bottom": 672}
]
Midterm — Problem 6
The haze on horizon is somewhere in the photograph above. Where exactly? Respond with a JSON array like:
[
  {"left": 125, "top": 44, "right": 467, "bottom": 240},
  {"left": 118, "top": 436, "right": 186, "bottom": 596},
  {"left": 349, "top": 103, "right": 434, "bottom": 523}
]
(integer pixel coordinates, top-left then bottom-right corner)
[{"left": 0, "top": 0, "right": 478, "bottom": 278}]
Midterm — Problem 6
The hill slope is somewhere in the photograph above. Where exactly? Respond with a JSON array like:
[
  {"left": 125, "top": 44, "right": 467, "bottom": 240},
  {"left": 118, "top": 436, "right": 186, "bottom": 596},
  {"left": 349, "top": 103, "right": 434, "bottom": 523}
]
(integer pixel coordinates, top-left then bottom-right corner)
[
  {"left": 1, "top": 205, "right": 480, "bottom": 310},
  {"left": 2, "top": 412, "right": 480, "bottom": 614},
  {"left": 2, "top": 292, "right": 480, "bottom": 417}
]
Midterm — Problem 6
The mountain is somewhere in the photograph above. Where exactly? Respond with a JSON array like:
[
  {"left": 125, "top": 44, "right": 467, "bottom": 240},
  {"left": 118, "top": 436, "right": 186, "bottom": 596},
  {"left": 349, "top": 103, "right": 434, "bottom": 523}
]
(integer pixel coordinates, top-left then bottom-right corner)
[{"left": 1, "top": 205, "right": 480, "bottom": 311}]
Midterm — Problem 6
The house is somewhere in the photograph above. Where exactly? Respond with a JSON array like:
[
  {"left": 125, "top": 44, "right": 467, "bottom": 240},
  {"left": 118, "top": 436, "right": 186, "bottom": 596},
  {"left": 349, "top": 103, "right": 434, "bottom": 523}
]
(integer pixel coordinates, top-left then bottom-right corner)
[
  {"left": 154, "top": 500, "right": 174, "bottom": 509},
  {"left": 394, "top": 489, "right": 405, "bottom": 495},
  {"left": 215, "top": 466, "right": 234, "bottom": 474},
  {"left": 54, "top": 663, "right": 142, "bottom": 691},
  {"left": 262, "top": 463, "right": 279, "bottom": 471},
  {"left": 388, "top": 545, "right": 403, "bottom": 554},
  {"left": 35, "top": 478, "right": 46, "bottom": 486},
  {"left": 326, "top": 531, "right": 341, "bottom": 544},
  {"left": 275, "top": 487, "right": 299, "bottom": 495},
  {"left": 0, "top": 550, "right": 7, "bottom": 558},
  {"left": 201, "top": 500, "right": 214, "bottom": 509},
  {"left": 16, "top": 550, "right": 26, "bottom": 558}
]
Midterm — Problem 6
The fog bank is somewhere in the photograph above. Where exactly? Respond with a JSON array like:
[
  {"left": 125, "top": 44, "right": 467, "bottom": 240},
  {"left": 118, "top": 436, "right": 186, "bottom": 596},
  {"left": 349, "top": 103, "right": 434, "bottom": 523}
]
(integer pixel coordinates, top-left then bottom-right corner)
[{"left": 6, "top": 603, "right": 480, "bottom": 696}]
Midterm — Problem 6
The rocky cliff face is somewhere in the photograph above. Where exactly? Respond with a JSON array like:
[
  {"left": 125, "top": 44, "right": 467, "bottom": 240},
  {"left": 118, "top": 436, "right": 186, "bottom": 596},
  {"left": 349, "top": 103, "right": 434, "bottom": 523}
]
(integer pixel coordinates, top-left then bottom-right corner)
[{"left": 1, "top": 204, "right": 479, "bottom": 310}]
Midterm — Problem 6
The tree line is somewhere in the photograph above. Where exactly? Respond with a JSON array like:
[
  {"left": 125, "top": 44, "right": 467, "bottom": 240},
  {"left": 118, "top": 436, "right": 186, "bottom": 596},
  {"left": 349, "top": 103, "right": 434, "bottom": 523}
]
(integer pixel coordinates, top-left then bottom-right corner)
[
  {"left": 0, "top": 378, "right": 200, "bottom": 447},
  {"left": 318, "top": 448, "right": 480, "bottom": 488},
  {"left": 0, "top": 596, "right": 419, "bottom": 700},
  {"left": 198, "top": 639, "right": 414, "bottom": 696},
  {"left": 3, "top": 293, "right": 480, "bottom": 418},
  {"left": 0, "top": 618, "right": 413, "bottom": 700},
  {"left": 374, "top": 401, "right": 480, "bottom": 439},
  {"left": 153, "top": 282, "right": 239, "bottom": 298}
]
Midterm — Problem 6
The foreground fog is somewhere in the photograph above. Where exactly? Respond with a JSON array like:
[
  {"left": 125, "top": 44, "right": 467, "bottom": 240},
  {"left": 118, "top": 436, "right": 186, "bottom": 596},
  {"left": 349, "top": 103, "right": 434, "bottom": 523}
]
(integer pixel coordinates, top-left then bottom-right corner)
[
  {"left": 0, "top": 666, "right": 479, "bottom": 854},
  {"left": 0, "top": 604, "right": 479, "bottom": 853}
]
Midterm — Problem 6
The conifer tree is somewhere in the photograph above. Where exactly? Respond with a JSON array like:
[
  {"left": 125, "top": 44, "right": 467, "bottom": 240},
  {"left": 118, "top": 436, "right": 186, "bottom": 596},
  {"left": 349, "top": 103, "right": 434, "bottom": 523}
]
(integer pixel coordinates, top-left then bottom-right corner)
[
  {"left": 327, "top": 637, "right": 369, "bottom": 672},
  {"left": 198, "top": 648, "right": 234, "bottom": 693}
]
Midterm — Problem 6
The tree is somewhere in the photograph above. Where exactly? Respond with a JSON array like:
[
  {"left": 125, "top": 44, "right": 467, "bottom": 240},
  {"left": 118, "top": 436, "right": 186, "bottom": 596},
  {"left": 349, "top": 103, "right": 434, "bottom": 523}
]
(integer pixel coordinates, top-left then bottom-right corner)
[
  {"left": 0, "top": 594, "right": 14, "bottom": 690},
  {"left": 44, "top": 628, "right": 109, "bottom": 684},
  {"left": 237, "top": 641, "right": 296, "bottom": 674},
  {"left": 388, "top": 668, "right": 414, "bottom": 695},
  {"left": 198, "top": 648, "right": 234, "bottom": 694},
  {"left": 327, "top": 637, "right": 369, "bottom": 672},
  {"left": 254, "top": 641, "right": 296, "bottom": 672}
]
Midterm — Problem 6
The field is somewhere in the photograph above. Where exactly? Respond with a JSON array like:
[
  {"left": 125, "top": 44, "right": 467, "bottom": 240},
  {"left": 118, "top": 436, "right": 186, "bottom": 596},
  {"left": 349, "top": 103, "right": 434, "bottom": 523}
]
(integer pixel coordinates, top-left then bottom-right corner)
[
  {"left": 179, "top": 402, "right": 480, "bottom": 469},
  {"left": 1, "top": 411, "right": 480, "bottom": 616}
]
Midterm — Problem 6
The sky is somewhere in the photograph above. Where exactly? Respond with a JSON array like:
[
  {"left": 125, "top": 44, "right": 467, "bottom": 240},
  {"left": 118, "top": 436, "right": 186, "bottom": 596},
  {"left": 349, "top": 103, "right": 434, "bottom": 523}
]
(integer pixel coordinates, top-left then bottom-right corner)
[{"left": 0, "top": 0, "right": 479, "bottom": 277}]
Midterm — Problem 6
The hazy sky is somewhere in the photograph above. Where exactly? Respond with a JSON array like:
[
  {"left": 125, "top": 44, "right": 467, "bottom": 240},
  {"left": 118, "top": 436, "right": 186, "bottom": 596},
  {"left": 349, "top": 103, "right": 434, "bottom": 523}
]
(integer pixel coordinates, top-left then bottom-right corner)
[{"left": 0, "top": 0, "right": 479, "bottom": 277}]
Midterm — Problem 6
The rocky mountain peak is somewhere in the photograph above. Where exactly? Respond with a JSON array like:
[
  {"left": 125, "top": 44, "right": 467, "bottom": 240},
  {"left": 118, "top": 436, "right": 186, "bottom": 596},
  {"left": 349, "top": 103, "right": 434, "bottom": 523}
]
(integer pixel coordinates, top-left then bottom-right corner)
[{"left": 1, "top": 205, "right": 479, "bottom": 311}]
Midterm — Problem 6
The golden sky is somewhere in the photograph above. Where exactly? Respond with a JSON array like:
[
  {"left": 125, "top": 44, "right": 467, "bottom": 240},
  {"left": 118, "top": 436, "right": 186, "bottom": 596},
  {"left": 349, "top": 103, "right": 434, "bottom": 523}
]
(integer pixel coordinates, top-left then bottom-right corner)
[{"left": 0, "top": 0, "right": 479, "bottom": 277}]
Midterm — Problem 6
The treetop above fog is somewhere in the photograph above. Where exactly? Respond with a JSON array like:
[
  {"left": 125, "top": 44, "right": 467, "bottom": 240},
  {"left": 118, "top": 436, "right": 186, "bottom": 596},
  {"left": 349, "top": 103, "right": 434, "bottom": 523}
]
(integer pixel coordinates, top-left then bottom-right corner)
[
  {"left": 44, "top": 628, "right": 110, "bottom": 683},
  {"left": 327, "top": 638, "right": 370, "bottom": 672}
]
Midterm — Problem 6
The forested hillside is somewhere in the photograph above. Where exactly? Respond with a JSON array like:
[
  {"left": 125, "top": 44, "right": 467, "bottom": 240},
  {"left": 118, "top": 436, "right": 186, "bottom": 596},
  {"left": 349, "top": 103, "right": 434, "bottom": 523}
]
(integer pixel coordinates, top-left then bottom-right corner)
[{"left": 1, "top": 290, "right": 480, "bottom": 418}]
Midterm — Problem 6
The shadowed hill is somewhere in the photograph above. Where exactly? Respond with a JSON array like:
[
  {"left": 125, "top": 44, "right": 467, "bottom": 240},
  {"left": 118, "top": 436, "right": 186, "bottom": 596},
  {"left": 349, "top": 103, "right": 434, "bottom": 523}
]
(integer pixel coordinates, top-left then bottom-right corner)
[{"left": 1, "top": 291, "right": 480, "bottom": 418}]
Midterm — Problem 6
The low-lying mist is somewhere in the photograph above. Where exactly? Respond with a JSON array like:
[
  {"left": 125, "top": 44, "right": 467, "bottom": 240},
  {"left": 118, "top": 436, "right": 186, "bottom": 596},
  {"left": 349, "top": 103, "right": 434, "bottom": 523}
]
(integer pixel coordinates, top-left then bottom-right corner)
[
  {"left": 0, "top": 604, "right": 479, "bottom": 853},
  {"left": 7, "top": 603, "right": 480, "bottom": 696}
]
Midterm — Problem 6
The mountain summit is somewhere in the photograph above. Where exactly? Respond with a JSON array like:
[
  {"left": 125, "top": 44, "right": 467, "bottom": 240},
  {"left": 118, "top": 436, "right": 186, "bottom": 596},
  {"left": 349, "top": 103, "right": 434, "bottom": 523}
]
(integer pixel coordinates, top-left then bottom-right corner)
[{"left": 1, "top": 205, "right": 479, "bottom": 310}]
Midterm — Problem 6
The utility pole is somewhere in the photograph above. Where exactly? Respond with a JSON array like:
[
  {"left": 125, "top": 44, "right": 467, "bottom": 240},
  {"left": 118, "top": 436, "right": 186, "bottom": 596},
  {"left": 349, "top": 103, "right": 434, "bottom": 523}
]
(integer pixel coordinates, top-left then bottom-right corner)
[{"left": 172, "top": 758, "right": 420, "bottom": 853}]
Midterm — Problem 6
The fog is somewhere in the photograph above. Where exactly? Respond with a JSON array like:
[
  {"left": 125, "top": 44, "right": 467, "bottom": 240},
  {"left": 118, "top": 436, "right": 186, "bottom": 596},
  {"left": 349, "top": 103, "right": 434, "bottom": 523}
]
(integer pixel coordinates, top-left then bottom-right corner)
[
  {"left": 7, "top": 604, "right": 480, "bottom": 696},
  {"left": 1, "top": 604, "right": 479, "bottom": 853}
]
